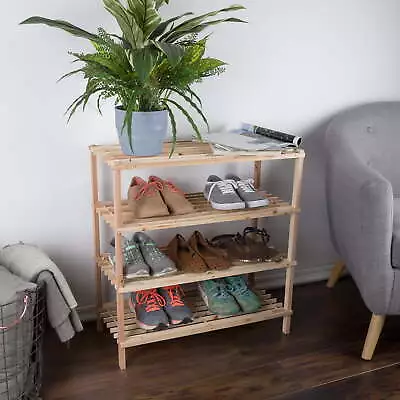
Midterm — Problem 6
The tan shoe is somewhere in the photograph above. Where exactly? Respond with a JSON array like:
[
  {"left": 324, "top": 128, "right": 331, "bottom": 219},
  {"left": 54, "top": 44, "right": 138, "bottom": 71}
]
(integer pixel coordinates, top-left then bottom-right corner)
[
  {"left": 188, "top": 231, "right": 231, "bottom": 270},
  {"left": 128, "top": 177, "right": 170, "bottom": 219},
  {"left": 167, "top": 234, "right": 208, "bottom": 273},
  {"left": 148, "top": 176, "right": 194, "bottom": 215}
]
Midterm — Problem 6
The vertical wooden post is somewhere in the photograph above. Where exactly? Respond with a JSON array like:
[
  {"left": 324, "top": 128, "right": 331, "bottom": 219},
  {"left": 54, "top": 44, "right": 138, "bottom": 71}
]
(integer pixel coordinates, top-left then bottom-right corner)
[
  {"left": 90, "top": 151, "right": 103, "bottom": 332},
  {"left": 113, "top": 168, "right": 127, "bottom": 371},
  {"left": 283, "top": 156, "right": 305, "bottom": 335},
  {"left": 249, "top": 160, "right": 262, "bottom": 288}
]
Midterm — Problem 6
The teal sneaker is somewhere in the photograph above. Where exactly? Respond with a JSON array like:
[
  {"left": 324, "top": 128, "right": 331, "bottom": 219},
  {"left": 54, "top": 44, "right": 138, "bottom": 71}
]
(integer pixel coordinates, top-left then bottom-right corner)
[
  {"left": 199, "top": 279, "right": 240, "bottom": 316},
  {"left": 224, "top": 276, "right": 261, "bottom": 313}
]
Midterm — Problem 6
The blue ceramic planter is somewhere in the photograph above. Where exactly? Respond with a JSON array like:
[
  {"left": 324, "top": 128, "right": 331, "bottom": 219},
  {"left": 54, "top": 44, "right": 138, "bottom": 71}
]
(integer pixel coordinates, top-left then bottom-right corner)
[{"left": 115, "top": 107, "right": 168, "bottom": 156}]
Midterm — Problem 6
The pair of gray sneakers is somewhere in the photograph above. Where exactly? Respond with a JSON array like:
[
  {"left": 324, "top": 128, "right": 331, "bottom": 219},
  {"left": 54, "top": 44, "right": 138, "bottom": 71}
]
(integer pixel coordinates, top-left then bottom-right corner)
[
  {"left": 129, "top": 285, "right": 193, "bottom": 331},
  {"left": 110, "top": 233, "right": 177, "bottom": 279},
  {"left": 204, "top": 174, "right": 270, "bottom": 210}
]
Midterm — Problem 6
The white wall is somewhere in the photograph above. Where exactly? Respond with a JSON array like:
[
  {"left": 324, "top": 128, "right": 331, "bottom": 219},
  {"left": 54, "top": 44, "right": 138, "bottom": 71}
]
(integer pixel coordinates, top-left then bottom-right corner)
[{"left": 2, "top": 0, "right": 400, "bottom": 309}]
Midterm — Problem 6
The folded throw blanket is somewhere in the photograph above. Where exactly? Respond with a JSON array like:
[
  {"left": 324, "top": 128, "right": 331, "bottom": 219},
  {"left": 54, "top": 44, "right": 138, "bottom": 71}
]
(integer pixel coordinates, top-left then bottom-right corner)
[
  {"left": 0, "top": 244, "right": 77, "bottom": 309},
  {"left": 0, "top": 244, "right": 83, "bottom": 343}
]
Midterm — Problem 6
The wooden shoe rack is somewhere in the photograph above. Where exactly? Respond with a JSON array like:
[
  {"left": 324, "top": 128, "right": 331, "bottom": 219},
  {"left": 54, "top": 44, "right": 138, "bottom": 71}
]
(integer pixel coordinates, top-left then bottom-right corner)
[{"left": 90, "top": 141, "right": 305, "bottom": 370}]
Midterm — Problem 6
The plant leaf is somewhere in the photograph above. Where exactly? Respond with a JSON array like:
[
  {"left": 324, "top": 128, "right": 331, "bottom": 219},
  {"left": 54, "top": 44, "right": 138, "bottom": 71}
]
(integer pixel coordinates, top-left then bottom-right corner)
[
  {"left": 20, "top": 16, "right": 101, "bottom": 42},
  {"left": 127, "top": 0, "right": 161, "bottom": 39},
  {"left": 161, "top": 5, "right": 246, "bottom": 41},
  {"left": 152, "top": 41, "right": 184, "bottom": 65},
  {"left": 149, "top": 12, "right": 194, "bottom": 40},
  {"left": 169, "top": 88, "right": 209, "bottom": 132},
  {"left": 57, "top": 68, "right": 85, "bottom": 82},
  {"left": 103, "top": 0, "right": 143, "bottom": 49},
  {"left": 132, "top": 47, "right": 154, "bottom": 82},
  {"left": 162, "top": 102, "right": 177, "bottom": 157},
  {"left": 163, "top": 98, "right": 202, "bottom": 141}
]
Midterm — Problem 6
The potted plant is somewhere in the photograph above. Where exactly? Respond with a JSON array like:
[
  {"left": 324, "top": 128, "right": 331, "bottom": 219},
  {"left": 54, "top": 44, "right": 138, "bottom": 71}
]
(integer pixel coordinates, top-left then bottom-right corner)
[{"left": 21, "top": 1, "right": 246, "bottom": 156}]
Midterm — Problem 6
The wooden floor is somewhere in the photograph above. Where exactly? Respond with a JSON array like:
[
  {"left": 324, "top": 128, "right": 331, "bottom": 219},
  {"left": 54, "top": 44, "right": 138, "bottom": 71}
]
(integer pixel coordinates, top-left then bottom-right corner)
[{"left": 43, "top": 278, "right": 400, "bottom": 400}]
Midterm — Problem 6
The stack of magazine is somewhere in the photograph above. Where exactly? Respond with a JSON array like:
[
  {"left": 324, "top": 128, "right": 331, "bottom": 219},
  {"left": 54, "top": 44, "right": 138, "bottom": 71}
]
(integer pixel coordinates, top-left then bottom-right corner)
[{"left": 202, "top": 123, "right": 302, "bottom": 154}]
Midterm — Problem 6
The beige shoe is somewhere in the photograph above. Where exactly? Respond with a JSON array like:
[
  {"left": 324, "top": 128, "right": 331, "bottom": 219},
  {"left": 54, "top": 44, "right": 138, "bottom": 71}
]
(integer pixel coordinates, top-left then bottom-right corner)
[
  {"left": 128, "top": 177, "right": 170, "bottom": 219},
  {"left": 148, "top": 176, "right": 194, "bottom": 215}
]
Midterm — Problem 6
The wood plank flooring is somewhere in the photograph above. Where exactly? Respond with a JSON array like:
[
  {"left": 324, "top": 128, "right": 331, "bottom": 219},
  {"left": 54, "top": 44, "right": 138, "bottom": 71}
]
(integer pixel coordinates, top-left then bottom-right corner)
[{"left": 42, "top": 278, "right": 400, "bottom": 399}]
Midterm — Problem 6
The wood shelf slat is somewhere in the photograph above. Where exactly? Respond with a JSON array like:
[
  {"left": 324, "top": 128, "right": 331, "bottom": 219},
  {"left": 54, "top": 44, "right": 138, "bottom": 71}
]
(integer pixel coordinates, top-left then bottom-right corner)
[
  {"left": 96, "top": 192, "right": 297, "bottom": 233},
  {"left": 98, "top": 254, "right": 295, "bottom": 293},
  {"left": 89, "top": 142, "right": 305, "bottom": 170},
  {"left": 100, "top": 288, "right": 290, "bottom": 348}
]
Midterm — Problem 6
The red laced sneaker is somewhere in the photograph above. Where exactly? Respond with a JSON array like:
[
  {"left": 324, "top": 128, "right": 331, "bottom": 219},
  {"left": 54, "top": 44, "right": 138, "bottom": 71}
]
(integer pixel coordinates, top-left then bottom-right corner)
[
  {"left": 129, "top": 289, "right": 169, "bottom": 331},
  {"left": 158, "top": 285, "right": 193, "bottom": 325}
]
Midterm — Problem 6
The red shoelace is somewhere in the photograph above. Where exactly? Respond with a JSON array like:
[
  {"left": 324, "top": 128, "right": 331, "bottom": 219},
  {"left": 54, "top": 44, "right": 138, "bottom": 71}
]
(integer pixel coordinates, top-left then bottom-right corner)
[
  {"left": 164, "top": 285, "right": 185, "bottom": 307},
  {"left": 136, "top": 289, "right": 166, "bottom": 312},
  {"left": 149, "top": 176, "right": 184, "bottom": 195},
  {"left": 134, "top": 181, "right": 164, "bottom": 200}
]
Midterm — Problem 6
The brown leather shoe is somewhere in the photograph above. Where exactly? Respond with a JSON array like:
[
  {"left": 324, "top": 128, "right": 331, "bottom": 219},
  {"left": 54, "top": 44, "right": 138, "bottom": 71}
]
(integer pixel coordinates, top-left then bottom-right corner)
[
  {"left": 166, "top": 234, "right": 208, "bottom": 273},
  {"left": 128, "top": 177, "right": 170, "bottom": 219},
  {"left": 148, "top": 176, "right": 194, "bottom": 215},
  {"left": 188, "top": 231, "right": 231, "bottom": 270}
]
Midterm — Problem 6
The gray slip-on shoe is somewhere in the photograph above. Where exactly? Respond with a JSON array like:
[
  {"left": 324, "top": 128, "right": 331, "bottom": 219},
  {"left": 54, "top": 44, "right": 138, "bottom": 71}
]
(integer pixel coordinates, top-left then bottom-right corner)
[
  {"left": 225, "top": 174, "right": 269, "bottom": 208},
  {"left": 204, "top": 175, "right": 245, "bottom": 210}
]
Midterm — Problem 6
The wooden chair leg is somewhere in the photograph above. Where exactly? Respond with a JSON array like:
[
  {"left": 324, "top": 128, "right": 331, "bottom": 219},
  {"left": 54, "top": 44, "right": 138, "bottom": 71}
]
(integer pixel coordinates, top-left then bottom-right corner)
[
  {"left": 361, "top": 314, "right": 386, "bottom": 361},
  {"left": 327, "top": 262, "right": 346, "bottom": 288}
]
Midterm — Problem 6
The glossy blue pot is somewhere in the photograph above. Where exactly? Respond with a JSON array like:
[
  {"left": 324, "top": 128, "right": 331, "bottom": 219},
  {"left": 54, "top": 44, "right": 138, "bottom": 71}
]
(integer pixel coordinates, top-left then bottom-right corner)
[{"left": 115, "top": 107, "right": 168, "bottom": 156}]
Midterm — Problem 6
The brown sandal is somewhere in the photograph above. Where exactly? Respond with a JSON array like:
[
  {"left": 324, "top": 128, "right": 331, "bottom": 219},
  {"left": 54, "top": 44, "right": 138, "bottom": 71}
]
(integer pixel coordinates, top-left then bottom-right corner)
[{"left": 166, "top": 234, "right": 208, "bottom": 273}]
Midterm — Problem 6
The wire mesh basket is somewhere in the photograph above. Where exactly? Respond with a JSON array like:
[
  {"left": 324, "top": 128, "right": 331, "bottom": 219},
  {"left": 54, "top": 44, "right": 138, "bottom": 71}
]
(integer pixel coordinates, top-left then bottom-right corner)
[{"left": 0, "top": 283, "right": 46, "bottom": 400}]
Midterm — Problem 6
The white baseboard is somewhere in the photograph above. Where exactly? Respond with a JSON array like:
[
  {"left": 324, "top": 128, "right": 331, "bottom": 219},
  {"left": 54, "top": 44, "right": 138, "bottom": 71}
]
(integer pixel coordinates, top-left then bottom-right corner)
[{"left": 77, "top": 263, "right": 335, "bottom": 322}]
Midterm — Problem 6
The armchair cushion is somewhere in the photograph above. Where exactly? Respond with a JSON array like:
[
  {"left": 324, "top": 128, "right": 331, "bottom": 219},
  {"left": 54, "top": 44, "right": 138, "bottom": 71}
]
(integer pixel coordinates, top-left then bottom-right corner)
[{"left": 392, "top": 198, "right": 400, "bottom": 268}]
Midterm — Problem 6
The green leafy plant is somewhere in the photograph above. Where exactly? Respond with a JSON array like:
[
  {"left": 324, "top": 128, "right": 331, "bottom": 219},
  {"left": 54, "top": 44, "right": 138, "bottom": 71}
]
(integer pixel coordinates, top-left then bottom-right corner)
[{"left": 21, "top": 0, "right": 246, "bottom": 154}]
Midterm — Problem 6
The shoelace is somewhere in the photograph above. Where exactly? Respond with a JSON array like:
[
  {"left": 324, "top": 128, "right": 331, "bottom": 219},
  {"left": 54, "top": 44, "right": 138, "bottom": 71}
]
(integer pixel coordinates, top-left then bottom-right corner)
[
  {"left": 134, "top": 181, "right": 164, "bottom": 200},
  {"left": 237, "top": 178, "right": 256, "bottom": 193},
  {"left": 207, "top": 179, "right": 238, "bottom": 202},
  {"left": 136, "top": 289, "right": 166, "bottom": 312},
  {"left": 164, "top": 285, "right": 185, "bottom": 307},
  {"left": 226, "top": 280, "right": 250, "bottom": 296},
  {"left": 208, "top": 281, "right": 230, "bottom": 298}
]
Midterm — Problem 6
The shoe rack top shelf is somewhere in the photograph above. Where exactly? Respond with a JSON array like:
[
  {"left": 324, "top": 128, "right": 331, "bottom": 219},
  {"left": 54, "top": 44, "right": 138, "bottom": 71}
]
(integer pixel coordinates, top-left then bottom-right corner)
[
  {"left": 89, "top": 141, "right": 305, "bottom": 170},
  {"left": 98, "top": 254, "right": 295, "bottom": 293},
  {"left": 96, "top": 192, "right": 297, "bottom": 233}
]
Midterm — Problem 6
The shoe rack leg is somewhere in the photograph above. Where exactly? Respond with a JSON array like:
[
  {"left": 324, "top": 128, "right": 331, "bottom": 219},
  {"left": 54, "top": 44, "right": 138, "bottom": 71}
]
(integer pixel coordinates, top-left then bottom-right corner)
[
  {"left": 249, "top": 160, "right": 262, "bottom": 288},
  {"left": 113, "top": 169, "right": 127, "bottom": 370},
  {"left": 91, "top": 152, "right": 103, "bottom": 332},
  {"left": 283, "top": 156, "right": 305, "bottom": 335}
]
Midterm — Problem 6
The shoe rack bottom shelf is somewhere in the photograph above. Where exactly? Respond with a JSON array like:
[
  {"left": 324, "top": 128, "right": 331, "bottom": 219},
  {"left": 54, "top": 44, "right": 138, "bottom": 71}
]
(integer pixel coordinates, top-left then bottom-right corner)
[{"left": 101, "top": 289, "right": 291, "bottom": 349}]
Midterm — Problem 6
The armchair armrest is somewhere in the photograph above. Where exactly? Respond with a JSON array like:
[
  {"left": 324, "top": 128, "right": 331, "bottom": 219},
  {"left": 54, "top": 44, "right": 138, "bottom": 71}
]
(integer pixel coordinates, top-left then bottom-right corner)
[{"left": 326, "top": 131, "right": 394, "bottom": 314}]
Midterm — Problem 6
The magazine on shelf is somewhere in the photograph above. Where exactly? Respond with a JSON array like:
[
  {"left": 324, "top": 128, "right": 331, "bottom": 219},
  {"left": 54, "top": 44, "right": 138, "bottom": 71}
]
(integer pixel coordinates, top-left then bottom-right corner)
[{"left": 203, "top": 123, "right": 302, "bottom": 153}]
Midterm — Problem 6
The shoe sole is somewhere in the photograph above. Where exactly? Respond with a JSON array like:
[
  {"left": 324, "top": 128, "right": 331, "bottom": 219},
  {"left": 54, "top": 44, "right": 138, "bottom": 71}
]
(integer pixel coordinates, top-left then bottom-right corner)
[
  {"left": 137, "top": 321, "right": 169, "bottom": 331},
  {"left": 125, "top": 273, "right": 151, "bottom": 279},
  {"left": 246, "top": 199, "right": 270, "bottom": 208},
  {"left": 170, "top": 317, "right": 194, "bottom": 325},
  {"left": 152, "top": 269, "right": 178, "bottom": 278},
  {"left": 209, "top": 201, "right": 246, "bottom": 211}
]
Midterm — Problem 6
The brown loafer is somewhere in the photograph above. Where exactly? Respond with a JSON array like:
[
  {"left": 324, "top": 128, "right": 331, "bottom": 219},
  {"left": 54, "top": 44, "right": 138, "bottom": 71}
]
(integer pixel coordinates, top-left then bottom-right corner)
[
  {"left": 148, "top": 176, "right": 194, "bottom": 215},
  {"left": 166, "top": 234, "right": 208, "bottom": 273},
  {"left": 188, "top": 231, "right": 231, "bottom": 270},
  {"left": 128, "top": 177, "right": 170, "bottom": 219}
]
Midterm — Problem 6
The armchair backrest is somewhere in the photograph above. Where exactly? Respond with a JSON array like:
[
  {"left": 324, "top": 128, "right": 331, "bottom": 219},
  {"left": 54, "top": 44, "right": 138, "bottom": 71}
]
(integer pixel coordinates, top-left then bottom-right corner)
[{"left": 328, "top": 102, "right": 400, "bottom": 195}]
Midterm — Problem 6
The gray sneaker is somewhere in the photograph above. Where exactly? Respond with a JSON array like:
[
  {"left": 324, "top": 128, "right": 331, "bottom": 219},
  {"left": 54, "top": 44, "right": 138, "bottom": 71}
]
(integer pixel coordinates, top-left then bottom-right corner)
[
  {"left": 129, "top": 290, "right": 169, "bottom": 331},
  {"left": 225, "top": 174, "right": 269, "bottom": 208},
  {"left": 134, "top": 232, "right": 177, "bottom": 277},
  {"left": 204, "top": 175, "right": 245, "bottom": 210},
  {"left": 159, "top": 286, "right": 193, "bottom": 325},
  {"left": 110, "top": 237, "right": 150, "bottom": 279}
]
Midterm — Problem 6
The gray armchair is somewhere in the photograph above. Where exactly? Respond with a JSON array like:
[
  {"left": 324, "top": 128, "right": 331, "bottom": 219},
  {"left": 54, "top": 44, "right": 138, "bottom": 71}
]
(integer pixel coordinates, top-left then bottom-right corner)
[{"left": 325, "top": 102, "right": 400, "bottom": 360}]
